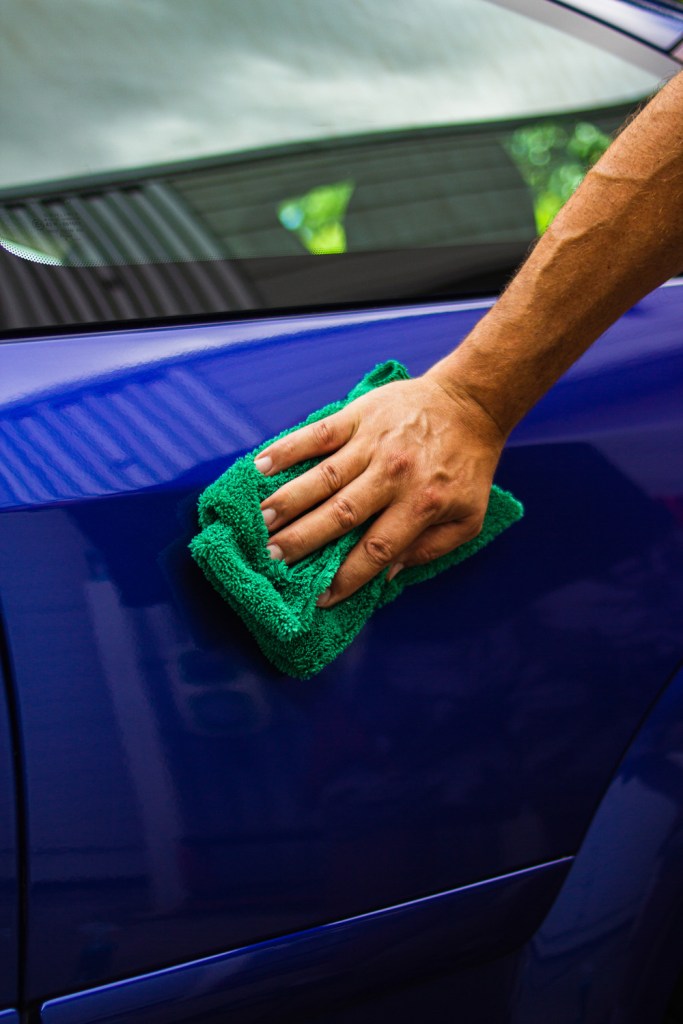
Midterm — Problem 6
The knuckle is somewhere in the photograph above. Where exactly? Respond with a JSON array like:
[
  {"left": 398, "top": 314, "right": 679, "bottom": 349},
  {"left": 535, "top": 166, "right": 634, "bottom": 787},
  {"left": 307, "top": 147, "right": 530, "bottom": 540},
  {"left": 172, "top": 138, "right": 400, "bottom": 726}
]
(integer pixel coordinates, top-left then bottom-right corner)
[
  {"left": 277, "top": 436, "right": 297, "bottom": 463},
  {"left": 313, "top": 418, "right": 334, "bottom": 449},
  {"left": 412, "top": 543, "right": 438, "bottom": 564},
  {"left": 319, "top": 460, "right": 342, "bottom": 496},
  {"left": 412, "top": 486, "right": 444, "bottom": 521},
  {"left": 363, "top": 533, "right": 394, "bottom": 566},
  {"left": 280, "top": 523, "right": 303, "bottom": 553},
  {"left": 270, "top": 486, "right": 295, "bottom": 519},
  {"left": 332, "top": 497, "right": 358, "bottom": 530},
  {"left": 386, "top": 450, "right": 412, "bottom": 479},
  {"left": 268, "top": 488, "right": 289, "bottom": 516}
]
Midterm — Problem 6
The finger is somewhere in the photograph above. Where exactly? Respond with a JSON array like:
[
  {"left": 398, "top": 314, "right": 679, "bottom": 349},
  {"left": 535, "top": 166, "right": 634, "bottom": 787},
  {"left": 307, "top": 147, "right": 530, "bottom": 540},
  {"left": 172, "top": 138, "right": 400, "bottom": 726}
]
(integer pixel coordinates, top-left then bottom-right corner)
[
  {"left": 260, "top": 441, "right": 370, "bottom": 534},
  {"left": 386, "top": 518, "right": 484, "bottom": 581},
  {"left": 316, "top": 502, "right": 428, "bottom": 607},
  {"left": 254, "top": 408, "right": 355, "bottom": 476},
  {"left": 265, "top": 467, "right": 390, "bottom": 566},
  {"left": 319, "top": 514, "right": 484, "bottom": 606}
]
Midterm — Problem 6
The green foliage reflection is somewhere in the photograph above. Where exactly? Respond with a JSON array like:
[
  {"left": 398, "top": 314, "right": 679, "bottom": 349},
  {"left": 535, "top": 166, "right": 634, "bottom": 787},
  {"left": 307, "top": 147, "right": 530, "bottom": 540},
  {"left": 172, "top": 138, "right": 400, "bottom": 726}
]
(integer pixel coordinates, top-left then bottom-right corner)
[
  {"left": 278, "top": 180, "right": 355, "bottom": 254},
  {"left": 506, "top": 121, "right": 611, "bottom": 233}
]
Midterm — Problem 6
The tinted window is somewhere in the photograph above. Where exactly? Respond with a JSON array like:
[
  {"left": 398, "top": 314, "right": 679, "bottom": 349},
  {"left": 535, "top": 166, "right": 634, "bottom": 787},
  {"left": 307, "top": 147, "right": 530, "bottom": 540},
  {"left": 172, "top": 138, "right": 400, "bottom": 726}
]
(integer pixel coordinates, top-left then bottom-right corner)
[{"left": 0, "top": 0, "right": 669, "bottom": 335}]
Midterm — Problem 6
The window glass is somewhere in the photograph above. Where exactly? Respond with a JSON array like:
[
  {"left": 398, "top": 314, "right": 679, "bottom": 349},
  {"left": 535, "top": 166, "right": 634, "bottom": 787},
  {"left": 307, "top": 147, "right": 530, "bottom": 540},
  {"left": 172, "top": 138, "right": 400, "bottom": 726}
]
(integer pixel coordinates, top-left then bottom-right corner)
[{"left": 0, "top": 0, "right": 669, "bottom": 333}]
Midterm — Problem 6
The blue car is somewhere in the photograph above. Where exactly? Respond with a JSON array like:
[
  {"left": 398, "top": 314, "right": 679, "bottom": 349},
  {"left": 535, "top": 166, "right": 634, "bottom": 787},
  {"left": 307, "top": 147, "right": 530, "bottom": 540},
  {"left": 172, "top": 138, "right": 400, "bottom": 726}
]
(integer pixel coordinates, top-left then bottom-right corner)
[{"left": 1, "top": 1, "right": 683, "bottom": 1021}]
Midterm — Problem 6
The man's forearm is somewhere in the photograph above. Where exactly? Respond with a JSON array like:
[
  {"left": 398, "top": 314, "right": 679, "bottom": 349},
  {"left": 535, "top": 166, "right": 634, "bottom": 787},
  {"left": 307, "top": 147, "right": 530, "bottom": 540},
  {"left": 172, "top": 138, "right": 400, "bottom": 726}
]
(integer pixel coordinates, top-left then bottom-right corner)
[{"left": 424, "top": 70, "right": 683, "bottom": 439}]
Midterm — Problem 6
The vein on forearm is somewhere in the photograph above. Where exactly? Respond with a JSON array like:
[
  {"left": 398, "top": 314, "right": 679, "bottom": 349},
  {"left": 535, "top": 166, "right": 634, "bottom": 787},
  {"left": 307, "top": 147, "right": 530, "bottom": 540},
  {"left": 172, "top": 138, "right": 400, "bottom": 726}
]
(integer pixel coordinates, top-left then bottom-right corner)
[{"left": 427, "top": 71, "right": 683, "bottom": 437}]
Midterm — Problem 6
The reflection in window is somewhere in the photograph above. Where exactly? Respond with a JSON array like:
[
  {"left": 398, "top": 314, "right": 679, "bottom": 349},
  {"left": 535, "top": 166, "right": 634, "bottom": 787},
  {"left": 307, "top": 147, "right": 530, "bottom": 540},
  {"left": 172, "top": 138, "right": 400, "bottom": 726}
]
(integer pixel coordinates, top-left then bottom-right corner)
[
  {"left": 506, "top": 121, "right": 611, "bottom": 233},
  {"left": 0, "top": 235, "right": 64, "bottom": 265},
  {"left": 278, "top": 180, "right": 355, "bottom": 254}
]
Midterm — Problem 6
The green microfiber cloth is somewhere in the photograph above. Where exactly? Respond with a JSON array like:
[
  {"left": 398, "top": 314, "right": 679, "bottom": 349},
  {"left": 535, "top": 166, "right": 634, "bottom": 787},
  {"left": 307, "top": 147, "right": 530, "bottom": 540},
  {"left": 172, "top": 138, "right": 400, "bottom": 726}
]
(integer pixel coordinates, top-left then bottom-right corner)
[{"left": 189, "top": 358, "right": 523, "bottom": 680}]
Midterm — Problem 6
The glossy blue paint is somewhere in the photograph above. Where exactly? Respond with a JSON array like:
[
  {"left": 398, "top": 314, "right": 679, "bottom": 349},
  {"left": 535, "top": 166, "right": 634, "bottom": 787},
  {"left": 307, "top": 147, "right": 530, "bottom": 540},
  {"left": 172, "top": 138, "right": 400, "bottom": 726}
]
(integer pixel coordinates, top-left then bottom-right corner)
[
  {"left": 0, "top": 285, "right": 682, "bottom": 1001},
  {"left": 0, "top": 655, "right": 19, "bottom": 1008},
  {"left": 554, "top": 0, "right": 683, "bottom": 50},
  {"left": 40, "top": 857, "right": 570, "bottom": 1024},
  {"left": 511, "top": 662, "right": 683, "bottom": 1023},
  {"left": 0, "top": 1012, "right": 18, "bottom": 1024}
]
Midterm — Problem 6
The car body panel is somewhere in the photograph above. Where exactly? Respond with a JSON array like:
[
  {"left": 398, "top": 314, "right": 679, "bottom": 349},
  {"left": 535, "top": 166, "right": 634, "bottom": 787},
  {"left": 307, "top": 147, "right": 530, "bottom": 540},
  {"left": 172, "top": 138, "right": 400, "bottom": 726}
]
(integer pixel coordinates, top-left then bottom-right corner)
[
  {"left": 0, "top": 658, "right": 19, "bottom": 1009},
  {"left": 39, "top": 857, "right": 570, "bottom": 1024},
  {"left": 512, "top": 661, "right": 683, "bottom": 1023},
  {"left": 0, "top": 283, "right": 682, "bottom": 999}
]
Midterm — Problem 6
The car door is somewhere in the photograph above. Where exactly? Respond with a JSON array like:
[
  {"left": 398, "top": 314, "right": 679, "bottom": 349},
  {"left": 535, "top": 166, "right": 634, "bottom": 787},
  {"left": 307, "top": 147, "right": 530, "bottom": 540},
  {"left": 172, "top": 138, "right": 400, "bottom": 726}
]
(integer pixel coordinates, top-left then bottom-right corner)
[
  {"left": 1, "top": 2, "right": 683, "bottom": 1022},
  {"left": 0, "top": 659, "right": 19, "bottom": 1021}
]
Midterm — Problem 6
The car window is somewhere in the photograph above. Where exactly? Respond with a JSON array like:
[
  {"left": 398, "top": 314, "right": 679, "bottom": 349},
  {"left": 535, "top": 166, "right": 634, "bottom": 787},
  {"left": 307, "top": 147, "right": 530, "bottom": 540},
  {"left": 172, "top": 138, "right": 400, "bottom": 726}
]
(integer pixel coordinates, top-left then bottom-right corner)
[{"left": 0, "top": 0, "right": 671, "bottom": 334}]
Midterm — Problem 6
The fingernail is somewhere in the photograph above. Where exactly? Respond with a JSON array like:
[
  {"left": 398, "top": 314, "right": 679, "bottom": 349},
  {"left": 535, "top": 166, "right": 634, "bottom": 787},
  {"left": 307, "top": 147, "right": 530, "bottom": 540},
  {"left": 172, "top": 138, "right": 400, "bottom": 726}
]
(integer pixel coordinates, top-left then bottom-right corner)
[
  {"left": 255, "top": 455, "right": 273, "bottom": 473},
  {"left": 387, "top": 562, "right": 404, "bottom": 582},
  {"left": 317, "top": 588, "right": 331, "bottom": 607},
  {"left": 266, "top": 543, "right": 283, "bottom": 560},
  {"left": 262, "top": 507, "right": 277, "bottom": 527}
]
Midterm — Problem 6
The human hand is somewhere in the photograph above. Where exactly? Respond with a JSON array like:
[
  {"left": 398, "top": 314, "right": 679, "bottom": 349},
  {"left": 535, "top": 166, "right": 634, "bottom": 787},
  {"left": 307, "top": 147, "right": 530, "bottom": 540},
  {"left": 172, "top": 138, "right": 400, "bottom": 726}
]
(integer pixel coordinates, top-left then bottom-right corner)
[{"left": 255, "top": 373, "right": 507, "bottom": 608}]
